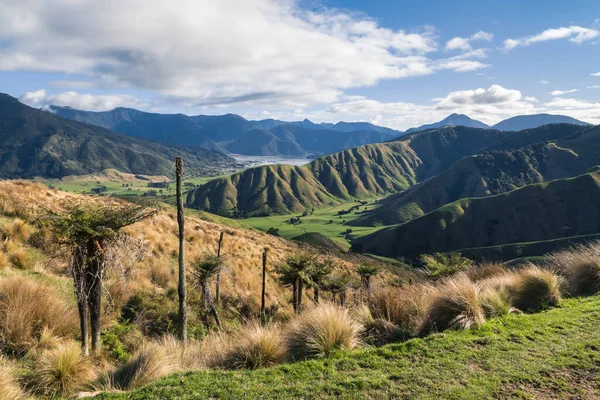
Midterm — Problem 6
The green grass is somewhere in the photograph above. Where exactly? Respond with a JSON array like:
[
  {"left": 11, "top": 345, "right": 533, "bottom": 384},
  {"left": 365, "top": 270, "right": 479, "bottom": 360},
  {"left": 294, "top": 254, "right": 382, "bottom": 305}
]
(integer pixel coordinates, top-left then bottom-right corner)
[
  {"left": 244, "top": 200, "right": 383, "bottom": 246},
  {"left": 98, "top": 295, "right": 600, "bottom": 399}
]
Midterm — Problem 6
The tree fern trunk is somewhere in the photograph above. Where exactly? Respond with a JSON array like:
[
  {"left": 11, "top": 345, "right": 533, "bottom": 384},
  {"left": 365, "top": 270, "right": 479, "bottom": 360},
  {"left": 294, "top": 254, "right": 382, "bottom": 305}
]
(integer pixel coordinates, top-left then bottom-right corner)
[
  {"left": 175, "top": 157, "right": 188, "bottom": 342},
  {"left": 261, "top": 249, "right": 267, "bottom": 316},
  {"left": 87, "top": 240, "right": 104, "bottom": 354},
  {"left": 215, "top": 231, "right": 224, "bottom": 304},
  {"left": 202, "top": 281, "right": 221, "bottom": 327},
  {"left": 297, "top": 278, "right": 303, "bottom": 314}
]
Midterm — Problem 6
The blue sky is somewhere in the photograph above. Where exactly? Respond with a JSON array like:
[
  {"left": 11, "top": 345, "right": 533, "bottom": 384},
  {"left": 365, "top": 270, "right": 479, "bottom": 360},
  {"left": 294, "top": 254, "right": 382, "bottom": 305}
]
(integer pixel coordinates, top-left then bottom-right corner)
[{"left": 1, "top": 0, "right": 599, "bottom": 129}]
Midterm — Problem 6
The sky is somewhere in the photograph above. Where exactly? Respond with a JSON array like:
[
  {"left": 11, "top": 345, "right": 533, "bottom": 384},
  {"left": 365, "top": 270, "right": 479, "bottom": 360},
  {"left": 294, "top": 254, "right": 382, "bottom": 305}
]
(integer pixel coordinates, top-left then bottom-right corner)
[{"left": 0, "top": 0, "right": 599, "bottom": 130}]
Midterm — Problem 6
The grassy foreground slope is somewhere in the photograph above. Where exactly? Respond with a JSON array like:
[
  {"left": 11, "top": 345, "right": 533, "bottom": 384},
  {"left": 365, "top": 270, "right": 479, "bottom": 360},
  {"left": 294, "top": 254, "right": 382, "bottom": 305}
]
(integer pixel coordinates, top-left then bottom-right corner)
[
  {"left": 356, "top": 170, "right": 600, "bottom": 259},
  {"left": 99, "top": 295, "right": 600, "bottom": 399}
]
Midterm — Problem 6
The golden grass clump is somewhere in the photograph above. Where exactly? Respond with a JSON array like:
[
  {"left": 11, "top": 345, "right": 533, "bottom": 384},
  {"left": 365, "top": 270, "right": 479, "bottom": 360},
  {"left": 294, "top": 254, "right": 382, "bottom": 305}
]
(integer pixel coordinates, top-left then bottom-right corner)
[
  {"left": 285, "top": 303, "right": 363, "bottom": 360},
  {"left": 0, "top": 276, "right": 78, "bottom": 354},
  {"left": 155, "top": 335, "right": 203, "bottom": 371},
  {"left": 0, "top": 251, "right": 10, "bottom": 270},
  {"left": 467, "top": 263, "right": 508, "bottom": 281},
  {"left": 148, "top": 261, "right": 173, "bottom": 289},
  {"left": 33, "top": 341, "right": 97, "bottom": 396},
  {"left": 547, "top": 242, "right": 600, "bottom": 296},
  {"left": 0, "top": 358, "right": 25, "bottom": 400},
  {"left": 106, "top": 342, "right": 177, "bottom": 390},
  {"left": 478, "top": 286, "right": 513, "bottom": 318},
  {"left": 369, "top": 284, "right": 435, "bottom": 335},
  {"left": 3, "top": 240, "right": 34, "bottom": 270},
  {"left": 510, "top": 267, "right": 563, "bottom": 311},
  {"left": 218, "top": 323, "right": 286, "bottom": 369},
  {"left": 419, "top": 275, "right": 485, "bottom": 335},
  {"left": 1, "top": 218, "right": 33, "bottom": 242}
]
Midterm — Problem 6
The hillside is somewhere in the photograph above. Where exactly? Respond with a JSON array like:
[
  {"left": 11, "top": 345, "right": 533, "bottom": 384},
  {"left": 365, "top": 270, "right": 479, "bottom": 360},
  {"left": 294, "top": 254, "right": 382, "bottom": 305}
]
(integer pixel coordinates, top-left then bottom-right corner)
[
  {"left": 404, "top": 113, "right": 489, "bottom": 134},
  {"left": 0, "top": 94, "right": 234, "bottom": 178},
  {"left": 492, "top": 113, "right": 590, "bottom": 131},
  {"left": 355, "top": 170, "right": 600, "bottom": 259},
  {"left": 352, "top": 125, "right": 596, "bottom": 226},
  {"left": 50, "top": 106, "right": 400, "bottom": 156},
  {"left": 98, "top": 295, "right": 600, "bottom": 399}
]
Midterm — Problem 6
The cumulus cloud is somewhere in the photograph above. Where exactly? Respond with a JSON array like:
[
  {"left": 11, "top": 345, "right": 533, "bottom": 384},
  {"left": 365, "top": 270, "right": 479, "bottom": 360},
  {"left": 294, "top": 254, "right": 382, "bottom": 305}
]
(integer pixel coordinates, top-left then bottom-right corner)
[
  {"left": 504, "top": 26, "right": 599, "bottom": 50},
  {"left": 0, "top": 0, "right": 489, "bottom": 109},
  {"left": 445, "top": 30, "right": 493, "bottom": 51},
  {"left": 20, "top": 90, "right": 146, "bottom": 112},
  {"left": 434, "top": 85, "right": 522, "bottom": 109},
  {"left": 48, "top": 80, "right": 95, "bottom": 90},
  {"left": 549, "top": 89, "right": 578, "bottom": 96}
]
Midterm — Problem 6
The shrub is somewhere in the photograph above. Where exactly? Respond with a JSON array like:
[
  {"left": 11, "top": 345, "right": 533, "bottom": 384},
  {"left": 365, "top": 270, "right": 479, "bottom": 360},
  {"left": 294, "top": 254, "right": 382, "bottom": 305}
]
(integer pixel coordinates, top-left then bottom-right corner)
[
  {"left": 369, "top": 285, "right": 435, "bottom": 336},
  {"left": 285, "top": 304, "right": 363, "bottom": 360},
  {"left": 0, "top": 276, "right": 78, "bottom": 354},
  {"left": 419, "top": 275, "right": 484, "bottom": 335},
  {"left": 220, "top": 323, "right": 286, "bottom": 369},
  {"left": 33, "top": 341, "right": 97, "bottom": 396},
  {"left": 106, "top": 342, "right": 177, "bottom": 390},
  {"left": 510, "top": 267, "right": 563, "bottom": 311},
  {"left": 0, "top": 359, "right": 24, "bottom": 400},
  {"left": 420, "top": 252, "right": 473, "bottom": 279},
  {"left": 547, "top": 243, "right": 600, "bottom": 296}
]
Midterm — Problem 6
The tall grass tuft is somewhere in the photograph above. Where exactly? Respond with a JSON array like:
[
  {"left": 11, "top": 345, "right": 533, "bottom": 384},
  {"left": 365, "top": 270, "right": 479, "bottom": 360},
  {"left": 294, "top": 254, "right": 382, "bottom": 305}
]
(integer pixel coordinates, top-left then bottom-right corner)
[
  {"left": 33, "top": 341, "right": 97, "bottom": 396},
  {"left": 479, "top": 286, "right": 513, "bottom": 318},
  {"left": 419, "top": 275, "right": 484, "bottom": 335},
  {"left": 510, "top": 267, "right": 563, "bottom": 311},
  {"left": 0, "top": 359, "right": 24, "bottom": 400},
  {"left": 219, "top": 323, "right": 286, "bottom": 369},
  {"left": 2, "top": 218, "right": 32, "bottom": 242},
  {"left": 106, "top": 342, "right": 177, "bottom": 390},
  {"left": 369, "top": 284, "right": 435, "bottom": 336},
  {"left": 0, "top": 276, "right": 78, "bottom": 354},
  {"left": 547, "top": 242, "right": 600, "bottom": 296},
  {"left": 285, "top": 303, "right": 363, "bottom": 361},
  {"left": 467, "top": 263, "right": 508, "bottom": 281}
]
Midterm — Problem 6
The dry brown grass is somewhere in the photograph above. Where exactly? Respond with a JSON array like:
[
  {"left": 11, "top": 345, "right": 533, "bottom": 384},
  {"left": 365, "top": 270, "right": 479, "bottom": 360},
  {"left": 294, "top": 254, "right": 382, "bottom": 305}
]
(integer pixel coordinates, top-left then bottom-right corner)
[
  {"left": 3, "top": 240, "right": 34, "bottom": 270},
  {"left": 510, "top": 267, "right": 563, "bottom": 311},
  {"left": 33, "top": 341, "right": 97, "bottom": 396},
  {"left": 419, "top": 275, "right": 485, "bottom": 335},
  {"left": 218, "top": 323, "right": 286, "bottom": 369},
  {"left": 467, "top": 263, "right": 508, "bottom": 281},
  {"left": 0, "top": 251, "right": 10, "bottom": 271},
  {"left": 0, "top": 357, "right": 25, "bottom": 400},
  {"left": 1, "top": 218, "right": 33, "bottom": 242},
  {"left": 285, "top": 303, "right": 363, "bottom": 360},
  {"left": 547, "top": 242, "right": 600, "bottom": 296},
  {"left": 479, "top": 286, "right": 513, "bottom": 318},
  {"left": 369, "top": 284, "right": 436, "bottom": 335},
  {"left": 0, "top": 275, "right": 78, "bottom": 354}
]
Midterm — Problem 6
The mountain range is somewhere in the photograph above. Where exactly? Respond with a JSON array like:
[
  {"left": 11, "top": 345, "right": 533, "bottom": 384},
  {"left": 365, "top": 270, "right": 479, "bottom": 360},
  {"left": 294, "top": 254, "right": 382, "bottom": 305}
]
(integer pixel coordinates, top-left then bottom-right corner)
[
  {"left": 49, "top": 106, "right": 591, "bottom": 157},
  {"left": 0, "top": 93, "right": 235, "bottom": 179}
]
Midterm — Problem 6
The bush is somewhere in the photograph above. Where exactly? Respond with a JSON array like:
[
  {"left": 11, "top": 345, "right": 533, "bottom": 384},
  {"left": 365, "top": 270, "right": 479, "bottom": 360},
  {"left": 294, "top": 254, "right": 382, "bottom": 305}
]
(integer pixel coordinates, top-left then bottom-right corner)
[
  {"left": 33, "top": 341, "right": 97, "bottom": 396},
  {"left": 420, "top": 252, "right": 473, "bottom": 279},
  {"left": 285, "top": 304, "right": 363, "bottom": 360},
  {"left": 220, "top": 323, "right": 286, "bottom": 369},
  {"left": 0, "top": 276, "right": 78, "bottom": 354},
  {"left": 547, "top": 243, "right": 600, "bottom": 296},
  {"left": 106, "top": 342, "right": 177, "bottom": 390},
  {"left": 510, "top": 267, "right": 563, "bottom": 311},
  {"left": 419, "top": 275, "right": 484, "bottom": 335},
  {"left": 0, "top": 359, "right": 24, "bottom": 400}
]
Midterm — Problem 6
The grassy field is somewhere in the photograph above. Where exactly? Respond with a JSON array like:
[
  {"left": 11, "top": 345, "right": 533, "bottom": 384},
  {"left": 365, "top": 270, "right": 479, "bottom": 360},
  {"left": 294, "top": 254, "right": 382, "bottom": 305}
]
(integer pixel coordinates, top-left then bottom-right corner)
[
  {"left": 244, "top": 200, "right": 384, "bottom": 246},
  {"left": 99, "top": 295, "right": 600, "bottom": 399}
]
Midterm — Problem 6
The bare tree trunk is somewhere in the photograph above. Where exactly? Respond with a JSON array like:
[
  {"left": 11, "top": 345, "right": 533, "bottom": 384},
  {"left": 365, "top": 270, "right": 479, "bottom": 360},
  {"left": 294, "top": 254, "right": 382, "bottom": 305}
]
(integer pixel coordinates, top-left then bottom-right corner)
[
  {"left": 76, "top": 297, "right": 89, "bottom": 356},
  {"left": 314, "top": 286, "right": 319, "bottom": 304},
  {"left": 340, "top": 289, "right": 346, "bottom": 307},
  {"left": 215, "top": 231, "right": 224, "bottom": 304},
  {"left": 297, "top": 278, "right": 303, "bottom": 314},
  {"left": 72, "top": 247, "right": 89, "bottom": 355},
  {"left": 292, "top": 279, "right": 298, "bottom": 314},
  {"left": 87, "top": 240, "right": 104, "bottom": 354},
  {"left": 261, "top": 248, "right": 267, "bottom": 316},
  {"left": 175, "top": 157, "right": 187, "bottom": 342},
  {"left": 202, "top": 282, "right": 221, "bottom": 328}
]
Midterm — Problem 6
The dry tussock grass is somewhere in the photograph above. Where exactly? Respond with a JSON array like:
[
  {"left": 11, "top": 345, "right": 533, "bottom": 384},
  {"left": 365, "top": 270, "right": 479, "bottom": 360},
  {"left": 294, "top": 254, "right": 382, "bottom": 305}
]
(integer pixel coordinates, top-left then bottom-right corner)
[
  {"left": 467, "top": 263, "right": 508, "bottom": 281},
  {"left": 547, "top": 242, "right": 600, "bottom": 296},
  {"left": 0, "top": 357, "right": 25, "bottom": 400},
  {"left": 510, "top": 266, "right": 563, "bottom": 311},
  {"left": 218, "top": 323, "right": 286, "bottom": 369},
  {"left": 0, "top": 276, "right": 78, "bottom": 354}
]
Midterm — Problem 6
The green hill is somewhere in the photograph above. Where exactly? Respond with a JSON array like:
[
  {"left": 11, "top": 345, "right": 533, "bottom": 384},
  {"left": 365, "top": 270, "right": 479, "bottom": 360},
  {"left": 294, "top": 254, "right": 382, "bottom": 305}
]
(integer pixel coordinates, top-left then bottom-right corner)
[
  {"left": 187, "top": 126, "right": 512, "bottom": 216},
  {"left": 98, "top": 294, "right": 600, "bottom": 399},
  {"left": 352, "top": 132, "right": 595, "bottom": 227},
  {"left": 354, "top": 170, "right": 600, "bottom": 259},
  {"left": 0, "top": 93, "right": 234, "bottom": 178}
]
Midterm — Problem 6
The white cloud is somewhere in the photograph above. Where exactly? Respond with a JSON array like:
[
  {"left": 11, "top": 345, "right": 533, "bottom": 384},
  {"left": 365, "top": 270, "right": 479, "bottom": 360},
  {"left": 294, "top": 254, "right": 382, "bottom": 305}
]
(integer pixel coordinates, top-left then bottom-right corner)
[
  {"left": 592, "top": 72, "right": 600, "bottom": 76},
  {"left": 445, "top": 30, "right": 493, "bottom": 51},
  {"left": 504, "top": 26, "right": 599, "bottom": 50},
  {"left": 540, "top": 80, "right": 550, "bottom": 85},
  {"left": 20, "top": 90, "right": 146, "bottom": 112},
  {"left": 588, "top": 85, "right": 600, "bottom": 89},
  {"left": 48, "top": 80, "right": 95, "bottom": 90},
  {"left": 0, "top": 0, "right": 490, "bottom": 109},
  {"left": 549, "top": 89, "right": 578, "bottom": 96}
]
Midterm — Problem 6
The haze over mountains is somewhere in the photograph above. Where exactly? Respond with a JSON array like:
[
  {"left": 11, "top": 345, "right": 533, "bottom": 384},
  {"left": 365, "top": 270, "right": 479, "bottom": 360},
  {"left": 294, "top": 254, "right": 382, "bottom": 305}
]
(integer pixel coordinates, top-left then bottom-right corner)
[
  {"left": 0, "top": 93, "right": 234, "bottom": 178},
  {"left": 49, "top": 105, "right": 591, "bottom": 157}
]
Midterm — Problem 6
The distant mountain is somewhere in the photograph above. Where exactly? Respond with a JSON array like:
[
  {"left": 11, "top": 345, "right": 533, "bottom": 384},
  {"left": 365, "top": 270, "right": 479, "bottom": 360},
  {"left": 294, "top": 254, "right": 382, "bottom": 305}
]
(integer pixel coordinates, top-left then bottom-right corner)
[
  {"left": 0, "top": 94, "right": 234, "bottom": 179},
  {"left": 49, "top": 106, "right": 402, "bottom": 156},
  {"left": 491, "top": 114, "right": 591, "bottom": 131},
  {"left": 404, "top": 113, "right": 489, "bottom": 134},
  {"left": 354, "top": 169, "right": 600, "bottom": 259},
  {"left": 186, "top": 126, "right": 507, "bottom": 217}
]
